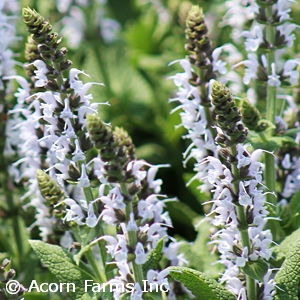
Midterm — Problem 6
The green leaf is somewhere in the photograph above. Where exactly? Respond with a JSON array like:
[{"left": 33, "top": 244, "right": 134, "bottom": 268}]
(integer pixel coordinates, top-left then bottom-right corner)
[
  {"left": 29, "top": 240, "right": 98, "bottom": 300},
  {"left": 275, "top": 239, "right": 300, "bottom": 300},
  {"left": 119, "top": 292, "right": 131, "bottom": 300},
  {"left": 100, "top": 289, "right": 115, "bottom": 300},
  {"left": 78, "top": 227, "right": 96, "bottom": 247},
  {"left": 283, "top": 128, "right": 300, "bottom": 138},
  {"left": 168, "top": 267, "right": 235, "bottom": 300},
  {"left": 165, "top": 201, "right": 198, "bottom": 230},
  {"left": 249, "top": 135, "right": 296, "bottom": 152},
  {"left": 242, "top": 258, "right": 268, "bottom": 281},
  {"left": 142, "top": 236, "right": 165, "bottom": 277},
  {"left": 271, "top": 227, "right": 300, "bottom": 267}
]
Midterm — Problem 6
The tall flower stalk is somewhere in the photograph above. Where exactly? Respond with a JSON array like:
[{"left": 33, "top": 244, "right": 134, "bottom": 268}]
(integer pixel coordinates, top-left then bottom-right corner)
[
  {"left": 7, "top": 7, "right": 180, "bottom": 299},
  {"left": 236, "top": 0, "right": 299, "bottom": 209},
  {"left": 206, "top": 81, "right": 273, "bottom": 300},
  {"left": 169, "top": 5, "right": 226, "bottom": 192}
]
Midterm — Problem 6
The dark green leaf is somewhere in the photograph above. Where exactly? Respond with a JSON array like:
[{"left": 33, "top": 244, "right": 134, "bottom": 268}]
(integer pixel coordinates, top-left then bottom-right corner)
[
  {"left": 29, "top": 240, "right": 98, "bottom": 300},
  {"left": 168, "top": 266, "right": 235, "bottom": 300}
]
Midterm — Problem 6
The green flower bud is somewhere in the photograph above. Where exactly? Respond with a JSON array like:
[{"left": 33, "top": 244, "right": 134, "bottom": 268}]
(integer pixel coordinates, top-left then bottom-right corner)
[
  {"left": 185, "top": 5, "right": 212, "bottom": 69},
  {"left": 36, "top": 170, "right": 65, "bottom": 205},
  {"left": 241, "top": 99, "right": 261, "bottom": 131},
  {"left": 86, "top": 114, "right": 113, "bottom": 149},
  {"left": 185, "top": 5, "right": 215, "bottom": 107},
  {"left": 113, "top": 127, "right": 136, "bottom": 161},
  {"left": 211, "top": 81, "right": 248, "bottom": 145},
  {"left": 22, "top": 7, "right": 71, "bottom": 73}
]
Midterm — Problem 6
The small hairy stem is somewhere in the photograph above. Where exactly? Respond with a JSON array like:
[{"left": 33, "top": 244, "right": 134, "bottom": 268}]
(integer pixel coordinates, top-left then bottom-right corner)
[
  {"left": 264, "top": 5, "right": 277, "bottom": 206},
  {"left": 76, "top": 161, "right": 107, "bottom": 282},
  {"left": 121, "top": 182, "right": 144, "bottom": 286},
  {"left": 53, "top": 61, "right": 67, "bottom": 100},
  {"left": 72, "top": 227, "right": 106, "bottom": 283},
  {"left": 231, "top": 145, "right": 257, "bottom": 300},
  {"left": 198, "top": 68, "right": 216, "bottom": 140}
]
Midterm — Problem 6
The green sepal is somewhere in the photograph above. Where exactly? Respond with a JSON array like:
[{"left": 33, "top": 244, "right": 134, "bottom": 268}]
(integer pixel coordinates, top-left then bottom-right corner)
[
  {"left": 73, "top": 237, "right": 105, "bottom": 266},
  {"left": 168, "top": 266, "right": 235, "bottom": 300},
  {"left": 143, "top": 292, "right": 167, "bottom": 299},
  {"left": 241, "top": 258, "right": 268, "bottom": 281},
  {"left": 142, "top": 236, "right": 165, "bottom": 277}
]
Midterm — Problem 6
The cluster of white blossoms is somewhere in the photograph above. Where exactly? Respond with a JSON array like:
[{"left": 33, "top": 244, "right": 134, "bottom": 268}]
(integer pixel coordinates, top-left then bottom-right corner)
[
  {"left": 201, "top": 144, "right": 275, "bottom": 299},
  {"left": 5, "top": 66, "right": 102, "bottom": 240},
  {"left": 96, "top": 165, "right": 180, "bottom": 299},
  {"left": 237, "top": 0, "right": 299, "bottom": 87},
  {"left": 221, "top": 0, "right": 258, "bottom": 40},
  {"left": 84, "top": 112, "right": 185, "bottom": 298},
  {"left": 169, "top": 55, "right": 226, "bottom": 192}
]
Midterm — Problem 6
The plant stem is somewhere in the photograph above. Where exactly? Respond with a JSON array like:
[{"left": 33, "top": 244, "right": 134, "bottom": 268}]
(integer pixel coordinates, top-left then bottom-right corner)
[
  {"left": 120, "top": 182, "right": 144, "bottom": 286},
  {"left": 231, "top": 145, "right": 257, "bottom": 300},
  {"left": 77, "top": 162, "right": 108, "bottom": 282},
  {"left": 72, "top": 227, "right": 105, "bottom": 283},
  {"left": 264, "top": 5, "right": 277, "bottom": 206},
  {"left": 198, "top": 68, "right": 216, "bottom": 140},
  {"left": 82, "top": 184, "right": 109, "bottom": 276}
]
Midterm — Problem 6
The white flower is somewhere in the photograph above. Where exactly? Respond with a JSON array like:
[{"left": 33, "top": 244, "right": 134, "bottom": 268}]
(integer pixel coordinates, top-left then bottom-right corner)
[
  {"left": 236, "top": 247, "right": 249, "bottom": 267},
  {"left": 85, "top": 202, "right": 100, "bottom": 228},
  {"left": 238, "top": 184, "right": 252, "bottom": 207},
  {"left": 147, "top": 269, "right": 170, "bottom": 287},
  {"left": 267, "top": 63, "right": 281, "bottom": 87},
  {"left": 242, "top": 25, "right": 263, "bottom": 52},
  {"left": 134, "top": 243, "right": 147, "bottom": 264},
  {"left": 276, "top": 0, "right": 292, "bottom": 21},
  {"left": 60, "top": 198, "right": 85, "bottom": 225},
  {"left": 234, "top": 54, "right": 259, "bottom": 85},
  {"left": 281, "top": 153, "right": 292, "bottom": 169},
  {"left": 212, "top": 47, "right": 227, "bottom": 74},
  {"left": 60, "top": 98, "right": 74, "bottom": 119},
  {"left": 283, "top": 59, "right": 299, "bottom": 85},
  {"left": 131, "top": 283, "right": 143, "bottom": 300},
  {"left": 277, "top": 23, "right": 299, "bottom": 47},
  {"left": 77, "top": 164, "right": 90, "bottom": 188},
  {"left": 31, "top": 60, "right": 49, "bottom": 87},
  {"left": 127, "top": 213, "right": 138, "bottom": 231},
  {"left": 126, "top": 160, "right": 147, "bottom": 185},
  {"left": 72, "top": 139, "right": 85, "bottom": 162}
]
